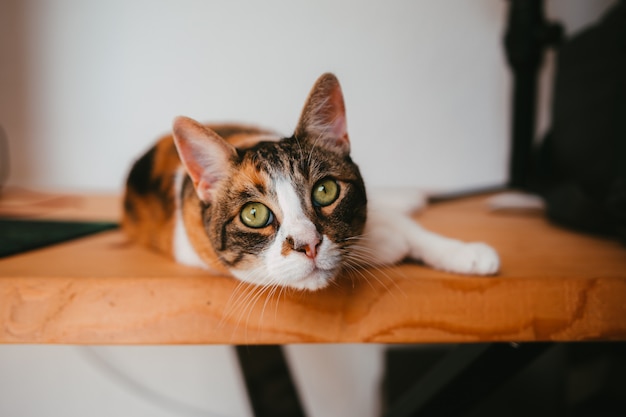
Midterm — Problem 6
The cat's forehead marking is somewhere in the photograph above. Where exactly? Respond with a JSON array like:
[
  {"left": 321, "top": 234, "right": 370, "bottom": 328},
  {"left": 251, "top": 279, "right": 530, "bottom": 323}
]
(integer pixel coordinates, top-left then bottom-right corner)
[
  {"left": 229, "top": 144, "right": 293, "bottom": 200},
  {"left": 237, "top": 159, "right": 270, "bottom": 192},
  {"left": 274, "top": 178, "right": 307, "bottom": 222},
  {"left": 274, "top": 178, "right": 319, "bottom": 250},
  {"left": 242, "top": 138, "right": 309, "bottom": 174}
]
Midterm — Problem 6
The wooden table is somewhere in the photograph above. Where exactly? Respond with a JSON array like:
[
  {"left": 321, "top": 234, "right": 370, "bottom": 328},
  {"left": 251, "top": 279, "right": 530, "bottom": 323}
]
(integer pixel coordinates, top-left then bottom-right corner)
[{"left": 1, "top": 188, "right": 625, "bottom": 345}]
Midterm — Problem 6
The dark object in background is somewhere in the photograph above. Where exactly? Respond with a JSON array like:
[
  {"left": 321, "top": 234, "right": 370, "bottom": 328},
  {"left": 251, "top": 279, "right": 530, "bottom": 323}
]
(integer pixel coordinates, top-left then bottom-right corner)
[
  {"left": 0, "top": 219, "right": 118, "bottom": 258},
  {"left": 382, "top": 343, "right": 626, "bottom": 417},
  {"left": 0, "top": 126, "right": 9, "bottom": 192},
  {"left": 504, "top": 0, "right": 563, "bottom": 189},
  {"left": 531, "top": 1, "right": 626, "bottom": 242},
  {"left": 236, "top": 345, "right": 305, "bottom": 417}
]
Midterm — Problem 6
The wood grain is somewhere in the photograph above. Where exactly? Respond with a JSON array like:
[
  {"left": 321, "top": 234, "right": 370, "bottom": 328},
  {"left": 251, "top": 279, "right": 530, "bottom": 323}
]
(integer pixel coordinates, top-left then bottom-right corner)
[{"left": 1, "top": 192, "right": 625, "bottom": 344}]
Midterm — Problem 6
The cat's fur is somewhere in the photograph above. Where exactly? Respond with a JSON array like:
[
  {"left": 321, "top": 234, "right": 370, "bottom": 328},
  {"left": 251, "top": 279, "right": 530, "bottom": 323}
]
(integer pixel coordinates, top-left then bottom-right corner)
[{"left": 122, "top": 73, "right": 499, "bottom": 291}]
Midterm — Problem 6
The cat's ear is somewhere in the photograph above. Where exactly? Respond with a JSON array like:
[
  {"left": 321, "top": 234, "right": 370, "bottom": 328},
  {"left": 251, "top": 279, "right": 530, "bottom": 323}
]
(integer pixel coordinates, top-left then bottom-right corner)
[
  {"left": 172, "top": 116, "right": 237, "bottom": 203},
  {"left": 295, "top": 73, "right": 350, "bottom": 156}
]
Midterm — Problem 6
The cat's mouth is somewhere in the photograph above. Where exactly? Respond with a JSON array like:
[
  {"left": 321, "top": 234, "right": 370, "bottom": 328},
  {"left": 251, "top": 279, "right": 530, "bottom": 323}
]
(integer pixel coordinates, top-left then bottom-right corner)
[
  {"left": 288, "top": 266, "right": 336, "bottom": 291},
  {"left": 287, "top": 249, "right": 344, "bottom": 291},
  {"left": 230, "top": 238, "right": 343, "bottom": 291},
  {"left": 229, "top": 258, "right": 339, "bottom": 291}
]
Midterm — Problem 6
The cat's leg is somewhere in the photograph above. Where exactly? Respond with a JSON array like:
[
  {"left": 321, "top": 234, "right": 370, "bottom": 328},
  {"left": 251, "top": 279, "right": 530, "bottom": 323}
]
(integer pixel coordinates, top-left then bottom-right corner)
[{"left": 362, "top": 203, "right": 500, "bottom": 275}]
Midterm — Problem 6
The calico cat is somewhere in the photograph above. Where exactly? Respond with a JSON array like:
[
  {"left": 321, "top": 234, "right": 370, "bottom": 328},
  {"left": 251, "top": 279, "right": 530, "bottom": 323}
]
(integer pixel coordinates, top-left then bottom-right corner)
[{"left": 122, "top": 73, "right": 499, "bottom": 291}]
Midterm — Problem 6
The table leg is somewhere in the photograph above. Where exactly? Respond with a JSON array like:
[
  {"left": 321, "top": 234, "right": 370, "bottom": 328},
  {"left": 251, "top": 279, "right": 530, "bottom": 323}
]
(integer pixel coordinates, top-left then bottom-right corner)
[{"left": 235, "top": 345, "right": 307, "bottom": 417}]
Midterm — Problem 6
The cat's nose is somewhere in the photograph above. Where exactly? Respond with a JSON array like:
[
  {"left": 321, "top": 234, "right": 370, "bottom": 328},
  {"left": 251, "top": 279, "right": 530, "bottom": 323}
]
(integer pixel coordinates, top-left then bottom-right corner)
[
  {"left": 288, "top": 234, "right": 322, "bottom": 259},
  {"left": 297, "top": 240, "right": 321, "bottom": 259}
]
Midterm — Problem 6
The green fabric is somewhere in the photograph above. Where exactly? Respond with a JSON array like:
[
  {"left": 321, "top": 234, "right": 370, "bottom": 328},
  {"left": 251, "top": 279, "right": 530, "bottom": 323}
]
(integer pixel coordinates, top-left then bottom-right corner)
[{"left": 0, "top": 218, "right": 118, "bottom": 258}]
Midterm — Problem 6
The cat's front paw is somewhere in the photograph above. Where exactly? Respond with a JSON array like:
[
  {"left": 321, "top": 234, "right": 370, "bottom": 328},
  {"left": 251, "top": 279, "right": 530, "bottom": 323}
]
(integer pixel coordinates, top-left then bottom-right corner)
[{"left": 444, "top": 242, "right": 500, "bottom": 276}]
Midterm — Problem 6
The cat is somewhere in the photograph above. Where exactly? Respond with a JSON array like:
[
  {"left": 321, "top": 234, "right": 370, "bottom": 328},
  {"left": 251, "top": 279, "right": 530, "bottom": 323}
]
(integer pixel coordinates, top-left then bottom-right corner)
[{"left": 122, "top": 73, "right": 500, "bottom": 291}]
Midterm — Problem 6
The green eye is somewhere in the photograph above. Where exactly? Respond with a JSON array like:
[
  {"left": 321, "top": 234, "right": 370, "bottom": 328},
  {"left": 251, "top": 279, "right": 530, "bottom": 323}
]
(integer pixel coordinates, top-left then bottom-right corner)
[
  {"left": 312, "top": 178, "right": 340, "bottom": 207},
  {"left": 240, "top": 202, "right": 273, "bottom": 228}
]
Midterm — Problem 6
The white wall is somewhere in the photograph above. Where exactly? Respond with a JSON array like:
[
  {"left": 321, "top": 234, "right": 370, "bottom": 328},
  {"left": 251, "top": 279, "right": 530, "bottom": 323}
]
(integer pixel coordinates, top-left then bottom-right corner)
[
  {"left": 2, "top": 0, "right": 617, "bottom": 194},
  {"left": 3, "top": 0, "right": 511, "bottom": 193},
  {"left": 0, "top": 345, "right": 253, "bottom": 417}
]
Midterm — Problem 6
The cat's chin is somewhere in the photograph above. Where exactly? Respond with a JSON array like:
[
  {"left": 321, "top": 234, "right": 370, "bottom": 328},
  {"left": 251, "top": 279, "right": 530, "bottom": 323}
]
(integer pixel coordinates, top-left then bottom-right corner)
[
  {"left": 286, "top": 269, "right": 335, "bottom": 291},
  {"left": 230, "top": 266, "right": 336, "bottom": 292}
]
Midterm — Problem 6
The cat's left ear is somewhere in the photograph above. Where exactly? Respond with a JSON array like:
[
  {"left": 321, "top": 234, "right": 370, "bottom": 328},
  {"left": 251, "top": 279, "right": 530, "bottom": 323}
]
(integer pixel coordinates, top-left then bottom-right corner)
[
  {"left": 295, "top": 73, "right": 350, "bottom": 156},
  {"left": 172, "top": 116, "right": 237, "bottom": 203}
]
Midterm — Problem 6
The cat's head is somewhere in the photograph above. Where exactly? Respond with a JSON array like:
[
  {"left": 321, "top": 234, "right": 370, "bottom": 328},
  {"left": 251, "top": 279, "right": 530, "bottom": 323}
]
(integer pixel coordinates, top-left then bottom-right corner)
[{"left": 173, "top": 73, "right": 367, "bottom": 291}]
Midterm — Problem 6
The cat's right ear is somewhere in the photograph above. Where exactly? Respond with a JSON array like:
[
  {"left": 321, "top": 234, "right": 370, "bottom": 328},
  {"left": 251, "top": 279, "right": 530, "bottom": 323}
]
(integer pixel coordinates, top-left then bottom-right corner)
[{"left": 172, "top": 116, "right": 237, "bottom": 203}]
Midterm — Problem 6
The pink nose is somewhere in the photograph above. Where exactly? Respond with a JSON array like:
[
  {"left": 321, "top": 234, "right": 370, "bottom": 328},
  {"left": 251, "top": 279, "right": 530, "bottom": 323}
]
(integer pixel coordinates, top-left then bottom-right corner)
[
  {"left": 301, "top": 243, "right": 318, "bottom": 259},
  {"left": 290, "top": 235, "right": 321, "bottom": 259}
]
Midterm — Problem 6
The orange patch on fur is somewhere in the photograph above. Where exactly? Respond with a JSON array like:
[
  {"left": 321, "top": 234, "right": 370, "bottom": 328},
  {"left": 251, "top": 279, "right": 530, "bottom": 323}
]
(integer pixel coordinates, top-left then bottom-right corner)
[
  {"left": 122, "top": 136, "right": 180, "bottom": 256},
  {"left": 122, "top": 124, "right": 278, "bottom": 273},
  {"left": 180, "top": 185, "right": 231, "bottom": 275}
]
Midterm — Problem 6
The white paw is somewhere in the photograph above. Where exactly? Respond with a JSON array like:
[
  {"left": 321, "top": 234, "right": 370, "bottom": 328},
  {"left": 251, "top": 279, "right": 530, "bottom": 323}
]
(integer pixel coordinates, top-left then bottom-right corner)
[{"left": 442, "top": 242, "right": 500, "bottom": 276}]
